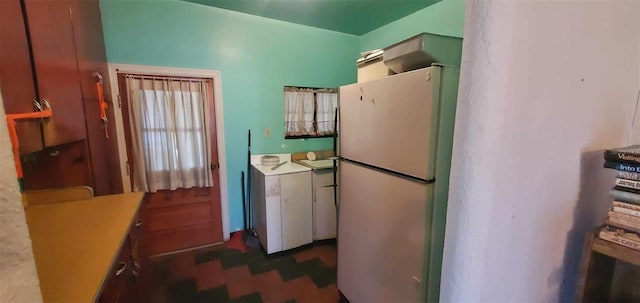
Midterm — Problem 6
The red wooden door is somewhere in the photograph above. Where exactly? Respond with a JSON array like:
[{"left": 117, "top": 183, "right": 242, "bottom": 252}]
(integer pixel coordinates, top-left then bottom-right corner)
[
  {"left": 144, "top": 187, "right": 223, "bottom": 255},
  {"left": 119, "top": 75, "right": 224, "bottom": 255}
]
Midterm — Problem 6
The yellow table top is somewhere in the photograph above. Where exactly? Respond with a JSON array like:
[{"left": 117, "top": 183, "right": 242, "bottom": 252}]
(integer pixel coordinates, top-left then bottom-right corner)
[{"left": 25, "top": 192, "right": 144, "bottom": 303}]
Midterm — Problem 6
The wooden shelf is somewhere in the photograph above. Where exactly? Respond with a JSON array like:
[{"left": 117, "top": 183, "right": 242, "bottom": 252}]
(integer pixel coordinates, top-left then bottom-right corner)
[
  {"left": 575, "top": 227, "right": 640, "bottom": 302},
  {"left": 591, "top": 236, "right": 640, "bottom": 266}
]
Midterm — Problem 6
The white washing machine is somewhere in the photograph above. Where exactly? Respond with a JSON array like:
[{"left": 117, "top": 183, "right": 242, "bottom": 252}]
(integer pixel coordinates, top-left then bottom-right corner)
[{"left": 250, "top": 154, "right": 313, "bottom": 254}]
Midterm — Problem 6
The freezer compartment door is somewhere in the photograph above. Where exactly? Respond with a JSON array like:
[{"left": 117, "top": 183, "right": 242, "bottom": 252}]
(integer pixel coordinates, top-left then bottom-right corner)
[
  {"left": 339, "top": 66, "right": 440, "bottom": 180},
  {"left": 337, "top": 161, "right": 430, "bottom": 303}
]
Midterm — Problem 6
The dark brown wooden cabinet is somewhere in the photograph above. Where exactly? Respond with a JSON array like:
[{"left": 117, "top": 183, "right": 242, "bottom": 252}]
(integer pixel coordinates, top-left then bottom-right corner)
[
  {"left": 1, "top": 0, "right": 87, "bottom": 149},
  {"left": 129, "top": 208, "right": 151, "bottom": 302},
  {"left": 0, "top": 0, "right": 43, "bottom": 154},
  {"left": 21, "top": 140, "right": 92, "bottom": 190},
  {"left": 98, "top": 237, "right": 133, "bottom": 303},
  {"left": 68, "top": 0, "right": 122, "bottom": 195},
  {"left": 98, "top": 207, "right": 149, "bottom": 303},
  {"left": 23, "top": 0, "right": 87, "bottom": 147},
  {"left": 0, "top": 0, "right": 122, "bottom": 195}
]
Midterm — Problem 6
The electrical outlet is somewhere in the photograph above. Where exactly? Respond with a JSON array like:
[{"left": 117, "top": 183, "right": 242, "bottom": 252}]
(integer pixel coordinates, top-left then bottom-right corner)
[{"left": 265, "top": 128, "right": 271, "bottom": 137}]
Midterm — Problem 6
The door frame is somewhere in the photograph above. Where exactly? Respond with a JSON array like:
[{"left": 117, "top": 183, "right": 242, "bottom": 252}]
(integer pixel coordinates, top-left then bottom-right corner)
[{"left": 107, "top": 63, "right": 230, "bottom": 241}]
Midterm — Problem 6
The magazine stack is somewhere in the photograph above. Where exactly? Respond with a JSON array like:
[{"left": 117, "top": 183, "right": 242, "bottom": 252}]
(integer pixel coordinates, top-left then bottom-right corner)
[{"left": 601, "top": 145, "right": 640, "bottom": 251}]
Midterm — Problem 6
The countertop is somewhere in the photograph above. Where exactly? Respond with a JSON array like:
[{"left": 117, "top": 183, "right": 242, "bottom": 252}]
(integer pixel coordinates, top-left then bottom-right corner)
[
  {"left": 25, "top": 192, "right": 144, "bottom": 302},
  {"left": 251, "top": 161, "right": 311, "bottom": 176},
  {"left": 294, "top": 159, "right": 335, "bottom": 170},
  {"left": 291, "top": 150, "right": 336, "bottom": 170},
  {"left": 251, "top": 154, "right": 312, "bottom": 176}
]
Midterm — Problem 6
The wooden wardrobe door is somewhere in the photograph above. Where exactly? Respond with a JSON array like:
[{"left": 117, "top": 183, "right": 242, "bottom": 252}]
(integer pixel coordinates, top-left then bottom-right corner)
[
  {"left": 69, "top": 0, "right": 122, "bottom": 195},
  {"left": 23, "top": 0, "right": 86, "bottom": 147},
  {"left": 0, "top": 0, "right": 43, "bottom": 154}
]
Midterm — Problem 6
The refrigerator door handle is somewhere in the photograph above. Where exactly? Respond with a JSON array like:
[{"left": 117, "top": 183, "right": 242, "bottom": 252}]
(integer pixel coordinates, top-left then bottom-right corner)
[{"left": 340, "top": 157, "right": 435, "bottom": 184}]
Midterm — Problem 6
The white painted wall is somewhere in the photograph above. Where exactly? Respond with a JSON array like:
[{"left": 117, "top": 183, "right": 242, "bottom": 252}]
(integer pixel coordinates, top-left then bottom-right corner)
[
  {"left": 0, "top": 94, "right": 42, "bottom": 302},
  {"left": 441, "top": 0, "right": 640, "bottom": 302}
]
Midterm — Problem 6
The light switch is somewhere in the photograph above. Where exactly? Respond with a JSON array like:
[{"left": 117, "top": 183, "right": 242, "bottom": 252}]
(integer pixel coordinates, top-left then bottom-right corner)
[{"left": 265, "top": 128, "right": 271, "bottom": 137}]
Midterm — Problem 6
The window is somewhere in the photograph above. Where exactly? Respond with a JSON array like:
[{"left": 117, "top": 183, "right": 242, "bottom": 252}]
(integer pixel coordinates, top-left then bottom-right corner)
[
  {"left": 284, "top": 86, "right": 338, "bottom": 138},
  {"left": 136, "top": 88, "right": 205, "bottom": 171},
  {"left": 124, "top": 75, "right": 214, "bottom": 192}
]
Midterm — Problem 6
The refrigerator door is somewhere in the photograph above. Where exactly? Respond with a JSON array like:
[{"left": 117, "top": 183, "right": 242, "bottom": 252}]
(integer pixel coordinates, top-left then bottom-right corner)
[
  {"left": 338, "top": 161, "right": 430, "bottom": 303},
  {"left": 339, "top": 66, "right": 440, "bottom": 181}
]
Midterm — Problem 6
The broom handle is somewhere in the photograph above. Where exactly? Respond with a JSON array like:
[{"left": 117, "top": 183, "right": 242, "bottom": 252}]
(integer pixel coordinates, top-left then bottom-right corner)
[
  {"left": 247, "top": 130, "right": 252, "bottom": 229},
  {"left": 241, "top": 171, "right": 247, "bottom": 230}
]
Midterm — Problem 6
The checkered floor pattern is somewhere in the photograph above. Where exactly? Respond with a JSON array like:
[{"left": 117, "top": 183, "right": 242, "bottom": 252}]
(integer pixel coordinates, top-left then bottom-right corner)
[{"left": 149, "top": 242, "right": 338, "bottom": 303}]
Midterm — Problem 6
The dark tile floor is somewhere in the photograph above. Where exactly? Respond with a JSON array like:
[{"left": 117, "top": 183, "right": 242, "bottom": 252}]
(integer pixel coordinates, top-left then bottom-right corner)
[{"left": 149, "top": 241, "right": 338, "bottom": 303}]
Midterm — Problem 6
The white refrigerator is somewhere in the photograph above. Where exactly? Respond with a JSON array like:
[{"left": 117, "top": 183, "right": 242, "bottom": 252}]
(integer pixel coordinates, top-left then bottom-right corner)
[{"left": 337, "top": 65, "right": 459, "bottom": 303}]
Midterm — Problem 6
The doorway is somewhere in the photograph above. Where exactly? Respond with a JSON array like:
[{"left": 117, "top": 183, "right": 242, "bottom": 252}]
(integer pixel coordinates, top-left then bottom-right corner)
[{"left": 115, "top": 68, "right": 226, "bottom": 255}]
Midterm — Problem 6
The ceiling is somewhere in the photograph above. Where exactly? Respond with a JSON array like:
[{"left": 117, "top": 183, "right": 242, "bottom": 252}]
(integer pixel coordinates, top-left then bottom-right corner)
[{"left": 184, "top": 0, "right": 441, "bottom": 35}]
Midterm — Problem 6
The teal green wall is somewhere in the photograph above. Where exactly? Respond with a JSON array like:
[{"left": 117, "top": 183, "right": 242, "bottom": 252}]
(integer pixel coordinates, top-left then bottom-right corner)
[
  {"left": 99, "top": 0, "right": 465, "bottom": 234},
  {"left": 359, "top": 0, "right": 466, "bottom": 52},
  {"left": 100, "top": 0, "right": 359, "bottom": 232}
]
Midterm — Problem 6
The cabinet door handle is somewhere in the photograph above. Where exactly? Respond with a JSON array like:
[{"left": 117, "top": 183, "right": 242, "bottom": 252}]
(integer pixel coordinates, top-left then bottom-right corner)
[
  {"left": 133, "top": 260, "right": 141, "bottom": 270},
  {"left": 131, "top": 268, "right": 139, "bottom": 277},
  {"left": 135, "top": 220, "right": 143, "bottom": 228},
  {"left": 115, "top": 261, "right": 127, "bottom": 276},
  {"left": 33, "top": 99, "right": 42, "bottom": 111},
  {"left": 33, "top": 98, "right": 51, "bottom": 112}
]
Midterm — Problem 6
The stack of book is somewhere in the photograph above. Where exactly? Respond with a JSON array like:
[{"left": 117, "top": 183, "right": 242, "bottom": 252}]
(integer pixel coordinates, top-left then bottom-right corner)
[{"left": 601, "top": 145, "right": 640, "bottom": 251}]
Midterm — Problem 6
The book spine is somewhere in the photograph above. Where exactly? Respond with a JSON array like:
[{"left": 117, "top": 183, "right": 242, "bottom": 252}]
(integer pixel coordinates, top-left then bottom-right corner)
[
  {"left": 608, "top": 211, "right": 640, "bottom": 227},
  {"left": 609, "top": 189, "right": 640, "bottom": 204},
  {"left": 615, "top": 178, "right": 640, "bottom": 190},
  {"left": 616, "top": 170, "right": 640, "bottom": 181},
  {"left": 613, "top": 200, "right": 640, "bottom": 211},
  {"left": 612, "top": 206, "right": 640, "bottom": 218},
  {"left": 604, "top": 150, "right": 640, "bottom": 165},
  {"left": 604, "top": 161, "right": 640, "bottom": 172},
  {"left": 599, "top": 229, "right": 640, "bottom": 251},
  {"left": 605, "top": 220, "right": 640, "bottom": 234},
  {"left": 615, "top": 185, "right": 640, "bottom": 194}
]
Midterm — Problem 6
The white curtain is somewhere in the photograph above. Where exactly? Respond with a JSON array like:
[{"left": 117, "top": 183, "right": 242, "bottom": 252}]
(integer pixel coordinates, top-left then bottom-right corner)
[
  {"left": 284, "top": 90, "right": 315, "bottom": 136},
  {"left": 316, "top": 92, "right": 338, "bottom": 135},
  {"left": 126, "top": 76, "right": 213, "bottom": 192}
]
